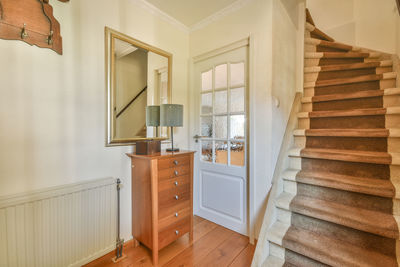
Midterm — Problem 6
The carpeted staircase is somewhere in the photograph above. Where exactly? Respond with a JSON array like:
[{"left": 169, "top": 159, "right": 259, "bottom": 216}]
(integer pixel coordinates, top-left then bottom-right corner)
[{"left": 254, "top": 9, "right": 400, "bottom": 267}]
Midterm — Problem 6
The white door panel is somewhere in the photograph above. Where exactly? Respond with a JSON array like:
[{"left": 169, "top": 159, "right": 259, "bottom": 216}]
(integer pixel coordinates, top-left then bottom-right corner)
[{"left": 192, "top": 45, "right": 248, "bottom": 235}]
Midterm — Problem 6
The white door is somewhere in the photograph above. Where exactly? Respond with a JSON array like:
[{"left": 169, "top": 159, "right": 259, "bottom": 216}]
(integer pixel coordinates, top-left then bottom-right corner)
[{"left": 192, "top": 46, "right": 248, "bottom": 235}]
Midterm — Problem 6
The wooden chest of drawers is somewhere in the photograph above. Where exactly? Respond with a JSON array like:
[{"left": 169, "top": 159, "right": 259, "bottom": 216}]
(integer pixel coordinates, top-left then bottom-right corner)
[{"left": 127, "top": 150, "right": 195, "bottom": 266}]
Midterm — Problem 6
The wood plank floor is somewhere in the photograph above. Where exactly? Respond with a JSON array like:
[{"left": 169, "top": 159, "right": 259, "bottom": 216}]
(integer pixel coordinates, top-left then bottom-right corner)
[{"left": 85, "top": 216, "right": 255, "bottom": 267}]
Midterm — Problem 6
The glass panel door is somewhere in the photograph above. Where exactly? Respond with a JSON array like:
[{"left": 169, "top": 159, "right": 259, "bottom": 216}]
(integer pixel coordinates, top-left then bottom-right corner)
[{"left": 200, "top": 62, "right": 246, "bottom": 166}]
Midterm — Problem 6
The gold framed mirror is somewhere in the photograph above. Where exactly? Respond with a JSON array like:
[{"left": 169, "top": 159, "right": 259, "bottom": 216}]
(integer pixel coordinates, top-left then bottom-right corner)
[{"left": 105, "top": 27, "right": 172, "bottom": 146}]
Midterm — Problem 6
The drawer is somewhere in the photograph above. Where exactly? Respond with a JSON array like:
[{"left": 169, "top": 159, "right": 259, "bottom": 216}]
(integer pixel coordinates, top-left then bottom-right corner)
[
  {"left": 158, "top": 206, "right": 191, "bottom": 231},
  {"left": 159, "top": 200, "right": 190, "bottom": 219},
  {"left": 158, "top": 155, "right": 190, "bottom": 170},
  {"left": 158, "top": 175, "right": 189, "bottom": 192},
  {"left": 158, "top": 216, "right": 190, "bottom": 250},
  {"left": 158, "top": 183, "right": 190, "bottom": 212},
  {"left": 158, "top": 165, "right": 190, "bottom": 180}
]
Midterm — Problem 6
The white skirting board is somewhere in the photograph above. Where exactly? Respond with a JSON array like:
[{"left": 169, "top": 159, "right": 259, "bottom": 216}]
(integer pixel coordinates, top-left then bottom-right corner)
[{"left": 0, "top": 177, "right": 117, "bottom": 267}]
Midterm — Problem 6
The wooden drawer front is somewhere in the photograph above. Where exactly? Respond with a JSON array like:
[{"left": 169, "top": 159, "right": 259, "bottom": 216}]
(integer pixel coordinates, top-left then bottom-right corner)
[
  {"left": 158, "top": 175, "right": 189, "bottom": 192},
  {"left": 158, "top": 165, "right": 190, "bottom": 180},
  {"left": 158, "top": 183, "right": 190, "bottom": 212},
  {"left": 158, "top": 216, "right": 190, "bottom": 250},
  {"left": 158, "top": 155, "right": 190, "bottom": 170},
  {"left": 159, "top": 200, "right": 190, "bottom": 219},
  {"left": 158, "top": 206, "right": 191, "bottom": 231}
]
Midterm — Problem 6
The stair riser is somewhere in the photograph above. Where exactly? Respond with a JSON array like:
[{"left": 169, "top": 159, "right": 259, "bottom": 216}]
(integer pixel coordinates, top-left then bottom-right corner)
[
  {"left": 302, "top": 95, "right": 400, "bottom": 112},
  {"left": 285, "top": 249, "right": 328, "bottom": 267},
  {"left": 302, "top": 158, "right": 390, "bottom": 180},
  {"left": 295, "top": 174, "right": 395, "bottom": 198},
  {"left": 316, "top": 45, "right": 350, "bottom": 53},
  {"left": 290, "top": 197, "right": 398, "bottom": 239},
  {"left": 310, "top": 115, "right": 385, "bottom": 129},
  {"left": 294, "top": 135, "right": 400, "bottom": 153},
  {"left": 305, "top": 136, "right": 388, "bottom": 152},
  {"left": 296, "top": 183, "right": 393, "bottom": 213},
  {"left": 305, "top": 68, "right": 377, "bottom": 82},
  {"left": 320, "top": 57, "right": 365, "bottom": 66},
  {"left": 305, "top": 44, "right": 350, "bottom": 53},
  {"left": 314, "top": 80, "right": 379, "bottom": 95},
  {"left": 290, "top": 213, "right": 397, "bottom": 257},
  {"left": 305, "top": 57, "right": 367, "bottom": 67},
  {"left": 312, "top": 96, "right": 383, "bottom": 111}
]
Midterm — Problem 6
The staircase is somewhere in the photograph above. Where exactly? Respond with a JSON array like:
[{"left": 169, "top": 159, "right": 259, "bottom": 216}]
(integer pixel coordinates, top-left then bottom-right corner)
[{"left": 253, "top": 10, "right": 400, "bottom": 267}]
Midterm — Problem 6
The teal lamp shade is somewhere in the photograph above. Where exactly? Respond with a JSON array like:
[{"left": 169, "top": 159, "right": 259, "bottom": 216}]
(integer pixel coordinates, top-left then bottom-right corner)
[
  {"left": 160, "top": 104, "right": 183, "bottom": 127},
  {"left": 146, "top": 105, "right": 160, "bottom": 126}
]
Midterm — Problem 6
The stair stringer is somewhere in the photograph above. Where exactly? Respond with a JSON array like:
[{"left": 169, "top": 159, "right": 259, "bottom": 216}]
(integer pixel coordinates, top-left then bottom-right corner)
[{"left": 251, "top": 93, "right": 303, "bottom": 267}]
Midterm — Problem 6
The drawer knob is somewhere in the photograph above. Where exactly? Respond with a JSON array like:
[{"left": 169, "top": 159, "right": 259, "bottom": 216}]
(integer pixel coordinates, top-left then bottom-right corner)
[
  {"left": 175, "top": 195, "right": 179, "bottom": 200},
  {"left": 174, "top": 181, "right": 178, "bottom": 186},
  {"left": 174, "top": 170, "right": 179, "bottom": 176},
  {"left": 175, "top": 212, "right": 178, "bottom": 217},
  {"left": 175, "top": 230, "right": 179, "bottom": 235},
  {"left": 173, "top": 160, "right": 178, "bottom": 165}
]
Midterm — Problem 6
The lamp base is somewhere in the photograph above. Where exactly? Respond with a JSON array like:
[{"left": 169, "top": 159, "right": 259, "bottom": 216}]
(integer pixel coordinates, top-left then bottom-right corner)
[{"left": 166, "top": 148, "right": 180, "bottom": 152}]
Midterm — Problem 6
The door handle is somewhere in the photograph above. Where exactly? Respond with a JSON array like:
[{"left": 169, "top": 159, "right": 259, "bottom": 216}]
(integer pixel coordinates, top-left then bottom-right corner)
[{"left": 193, "top": 134, "right": 201, "bottom": 143}]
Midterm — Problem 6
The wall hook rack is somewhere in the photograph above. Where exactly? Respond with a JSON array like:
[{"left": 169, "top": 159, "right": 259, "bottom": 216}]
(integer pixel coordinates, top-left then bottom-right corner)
[{"left": 0, "top": 0, "right": 69, "bottom": 55}]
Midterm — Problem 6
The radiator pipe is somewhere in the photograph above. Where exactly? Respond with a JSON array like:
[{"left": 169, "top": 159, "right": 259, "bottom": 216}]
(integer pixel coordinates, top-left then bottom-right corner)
[{"left": 113, "top": 178, "right": 124, "bottom": 262}]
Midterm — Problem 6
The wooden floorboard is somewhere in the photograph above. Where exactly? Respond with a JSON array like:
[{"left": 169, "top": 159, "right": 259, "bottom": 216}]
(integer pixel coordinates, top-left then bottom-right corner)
[{"left": 84, "top": 216, "right": 254, "bottom": 267}]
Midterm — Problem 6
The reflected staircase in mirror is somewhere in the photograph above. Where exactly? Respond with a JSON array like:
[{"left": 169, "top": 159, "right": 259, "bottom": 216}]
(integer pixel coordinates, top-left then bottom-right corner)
[{"left": 252, "top": 9, "right": 400, "bottom": 267}]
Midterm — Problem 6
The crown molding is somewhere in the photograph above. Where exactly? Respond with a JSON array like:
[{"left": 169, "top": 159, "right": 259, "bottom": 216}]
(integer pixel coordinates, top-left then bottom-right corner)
[
  {"left": 134, "top": 0, "right": 254, "bottom": 34},
  {"left": 132, "top": 0, "right": 190, "bottom": 33},
  {"left": 189, "top": 0, "right": 255, "bottom": 32}
]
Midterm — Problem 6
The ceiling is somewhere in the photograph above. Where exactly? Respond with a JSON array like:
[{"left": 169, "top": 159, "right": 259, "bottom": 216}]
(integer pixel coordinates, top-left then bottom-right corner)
[{"left": 145, "top": 0, "right": 239, "bottom": 27}]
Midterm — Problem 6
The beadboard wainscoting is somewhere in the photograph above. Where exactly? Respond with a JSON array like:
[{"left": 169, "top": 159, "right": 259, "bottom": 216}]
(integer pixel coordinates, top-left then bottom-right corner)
[{"left": 0, "top": 177, "right": 117, "bottom": 267}]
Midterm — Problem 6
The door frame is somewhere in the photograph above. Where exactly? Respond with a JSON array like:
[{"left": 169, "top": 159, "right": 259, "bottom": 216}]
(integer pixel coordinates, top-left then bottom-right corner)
[{"left": 188, "top": 35, "right": 256, "bottom": 243}]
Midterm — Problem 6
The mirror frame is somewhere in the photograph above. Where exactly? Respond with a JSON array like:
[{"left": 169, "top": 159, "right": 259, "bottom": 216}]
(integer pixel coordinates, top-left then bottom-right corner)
[{"left": 105, "top": 27, "right": 172, "bottom": 146}]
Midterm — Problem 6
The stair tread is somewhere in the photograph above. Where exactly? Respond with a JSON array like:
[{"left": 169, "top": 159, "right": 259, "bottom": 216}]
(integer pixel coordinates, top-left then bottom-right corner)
[
  {"left": 298, "top": 107, "right": 392, "bottom": 118},
  {"left": 296, "top": 170, "right": 395, "bottom": 198},
  {"left": 300, "top": 128, "right": 390, "bottom": 137},
  {"left": 304, "top": 72, "right": 396, "bottom": 88},
  {"left": 305, "top": 37, "right": 353, "bottom": 51},
  {"left": 300, "top": 147, "right": 392, "bottom": 164},
  {"left": 304, "top": 60, "right": 392, "bottom": 73},
  {"left": 283, "top": 223, "right": 398, "bottom": 267},
  {"left": 262, "top": 255, "right": 284, "bottom": 267},
  {"left": 302, "top": 88, "right": 400, "bottom": 103},
  {"left": 305, "top": 51, "right": 371, "bottom": 59},
  {"left": 276, "top": 192, "right": 399, "bottom": 239}
]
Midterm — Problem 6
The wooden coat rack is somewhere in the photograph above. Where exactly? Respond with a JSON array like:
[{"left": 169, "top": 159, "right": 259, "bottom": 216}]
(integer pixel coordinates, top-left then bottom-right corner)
[{"left": 0, "top": 0, "right": 69, "bottom": 55}]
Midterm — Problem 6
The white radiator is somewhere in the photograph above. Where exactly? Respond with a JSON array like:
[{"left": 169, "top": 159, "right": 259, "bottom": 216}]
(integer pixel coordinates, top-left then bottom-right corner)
[{"left": 0, "top": 177, "right": 117, "bottom": 267}]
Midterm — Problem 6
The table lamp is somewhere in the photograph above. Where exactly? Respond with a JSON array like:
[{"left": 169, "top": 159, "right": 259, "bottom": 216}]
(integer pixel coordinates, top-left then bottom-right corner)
[
  {"left": 160, "top": 104, "right": 183, "bottom": 152},
  {"left": 146, "top": 105, "right": 160, "bottom": 137}
]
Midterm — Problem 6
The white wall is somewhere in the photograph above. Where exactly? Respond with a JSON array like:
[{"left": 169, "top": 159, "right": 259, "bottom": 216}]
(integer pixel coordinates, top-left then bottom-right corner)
[
  {"left": 189, "top": 0, "right": 300, "bottom": 239},
  {"left": 307, "top": 0, "right": 399, "bottom": 55},
  {"left": 0, "top": 0, "right": 189, "bottom": 242}
]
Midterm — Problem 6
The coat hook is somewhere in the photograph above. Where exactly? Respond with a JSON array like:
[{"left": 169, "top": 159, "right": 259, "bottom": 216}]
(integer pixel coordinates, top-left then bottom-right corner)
[
  {"left": 47, "top": 30, "right": 53, "bottom": 45},
  {"left": 21, "top": 23, "right": 28, "bottom": 39}
]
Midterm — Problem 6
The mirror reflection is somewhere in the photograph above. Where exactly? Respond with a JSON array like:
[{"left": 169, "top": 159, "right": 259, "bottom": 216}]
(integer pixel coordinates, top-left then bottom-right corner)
[{"left": 105, "top": 28, "right": 172, "bottom": 146}]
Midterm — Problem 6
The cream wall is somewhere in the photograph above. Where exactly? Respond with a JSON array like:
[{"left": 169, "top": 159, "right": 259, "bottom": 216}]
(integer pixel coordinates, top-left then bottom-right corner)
[
  {"left": 189, "top": 0, "right": 301, "bottom": 239},
  {"left": 0, "top": 0, "right": 189, "bottom": 242},
  {"left": 307, "top": 0, "right": 399, "bottom": 55}
]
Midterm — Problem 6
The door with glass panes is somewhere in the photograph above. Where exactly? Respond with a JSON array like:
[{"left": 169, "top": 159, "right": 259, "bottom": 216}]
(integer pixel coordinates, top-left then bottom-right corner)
[{"left": 193, "top": 45, "right": 247, "bottom": 234}]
